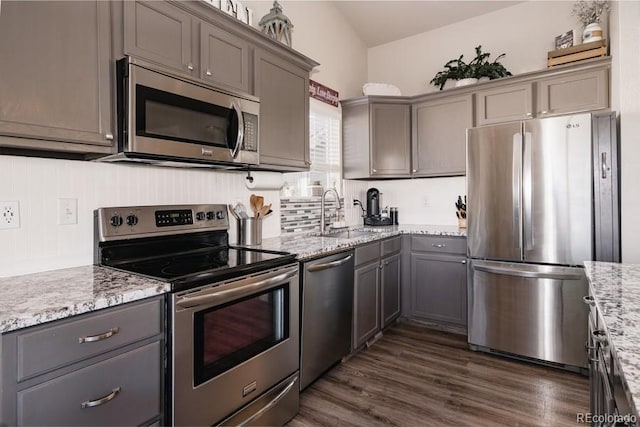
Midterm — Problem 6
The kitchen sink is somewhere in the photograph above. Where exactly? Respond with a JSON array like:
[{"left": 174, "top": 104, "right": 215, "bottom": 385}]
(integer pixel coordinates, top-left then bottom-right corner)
[{"left": 320, "top": 230, "right": 379, "bottom": 239}]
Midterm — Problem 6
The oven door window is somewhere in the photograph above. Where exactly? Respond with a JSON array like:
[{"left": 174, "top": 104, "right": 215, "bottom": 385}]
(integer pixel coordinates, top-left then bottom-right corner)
[
  {"left": 193, "top": 285, "right": 289, "bottom": 386},
  {"left": 136, "top": 85, "right": 238, "bottom": 148}
]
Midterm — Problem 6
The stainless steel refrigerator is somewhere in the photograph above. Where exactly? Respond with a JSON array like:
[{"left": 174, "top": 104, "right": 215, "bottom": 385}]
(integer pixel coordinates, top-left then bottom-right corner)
[{"left": 466, "top": 112, "right": 619, "bottom": 370}]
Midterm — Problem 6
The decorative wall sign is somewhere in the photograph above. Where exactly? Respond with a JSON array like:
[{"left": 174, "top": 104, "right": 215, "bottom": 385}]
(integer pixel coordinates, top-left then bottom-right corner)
[
  {"left": 309, "top": 80, "right": 339, "bottom": 107},
  {"left": 201, "top": 0, "right": 254, "bottom": 26},
  {"left": 555, "top": 30, "right": 574, "bottom": 49}
]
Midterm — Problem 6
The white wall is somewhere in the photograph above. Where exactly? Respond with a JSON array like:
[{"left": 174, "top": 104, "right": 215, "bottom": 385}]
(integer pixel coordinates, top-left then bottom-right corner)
[
  {"left": 610, "top": 0, "right": 640, "bottom": 262},
  {"left": 368, "top": 1, "right": 579, "bottom": 96},
  {"left": 0, "top": 156, "right": 281, "bottom": 277},
  {"left": 243, "top": 0, "right": 368, "bottom": 99}
]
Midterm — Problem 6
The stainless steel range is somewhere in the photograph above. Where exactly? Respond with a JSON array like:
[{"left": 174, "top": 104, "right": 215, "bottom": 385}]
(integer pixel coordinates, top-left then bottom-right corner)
[{"left": 94, "top": 204, "right": 299, "bottom": 426}]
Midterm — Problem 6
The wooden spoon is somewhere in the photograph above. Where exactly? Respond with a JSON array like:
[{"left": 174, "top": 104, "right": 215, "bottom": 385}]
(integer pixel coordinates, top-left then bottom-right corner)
[
  {"left": 258, "top": 203, "right": 271, "bottom": 219},
  {"left": 249, "top": 194, "right": 258, "bottom": 216}
]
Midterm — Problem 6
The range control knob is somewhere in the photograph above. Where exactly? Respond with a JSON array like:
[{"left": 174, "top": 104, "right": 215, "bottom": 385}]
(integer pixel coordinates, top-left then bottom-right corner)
[
  {"left": 126, "top": 214, "right": 139, "bottom": 226},
  {"left": 196, "top": 211, "right": 206, "bottom": 221},
  {"left": 206, "top": 211, "right": 215, "bottom": 220},
  {"left": 216, "top": 210, "right": 225, "bottom": 220},
  {"left": 110, "top": 215, "right": 123, "bottom": 227}
]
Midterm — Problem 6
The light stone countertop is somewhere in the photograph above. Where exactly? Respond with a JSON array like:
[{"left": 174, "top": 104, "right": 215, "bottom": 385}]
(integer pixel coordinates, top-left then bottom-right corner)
[
  {"left": 0, "top": 225, "right": 465, "bottom": 334},
  {"left": 0, "top": 265, "right": 169, "bottom": 334},
  {"left": 584, "top": 261, "right": 640, "bottom": 417},
  {"left": 255, "top": 224, "right": 467, "bottom": 260}
]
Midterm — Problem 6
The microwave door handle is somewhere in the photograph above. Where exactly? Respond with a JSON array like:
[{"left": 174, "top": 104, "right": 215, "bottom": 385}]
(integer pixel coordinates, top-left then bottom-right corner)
[{"left": 230, "top": 101, "right": 244, "bottom": 159}]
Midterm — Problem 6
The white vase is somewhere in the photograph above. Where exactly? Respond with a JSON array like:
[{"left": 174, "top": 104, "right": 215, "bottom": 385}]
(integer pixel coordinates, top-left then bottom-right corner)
[
  {"left": 583, "top": 22, "right": 603, "bottom": 43},
  {"left": 455, "top": 78, "right": 479, "bottom": 87}
]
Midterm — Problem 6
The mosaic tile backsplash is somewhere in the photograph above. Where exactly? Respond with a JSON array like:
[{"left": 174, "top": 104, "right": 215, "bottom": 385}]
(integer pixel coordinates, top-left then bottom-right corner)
[{"left": 280, "top": 197, "right": 343, "bottom": 234}]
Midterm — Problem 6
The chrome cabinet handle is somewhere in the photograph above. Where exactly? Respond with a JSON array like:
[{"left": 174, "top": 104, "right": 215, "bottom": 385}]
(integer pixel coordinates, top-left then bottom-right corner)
[
  {"left": 601, "top": 152, "right": 608, "bottom": 179},
  {"left": 105, "top": 133, "right": 114, "bottom": 140},
  {"left": 187, "top": 63, "right": 194, "bottom": 71},
  {"left": 432, "top": 243, "right": 446, "bottom": 248},
  {"left": 230, "top": 101, "right": 244, "bottom": 159},
  {"left": 461, "top": 260, "right": 467, "bottom": 264},
  {"left": 79, "top": 327, "right": 119, "bottom": 344},
  {"left": 307, "top": 254, "right": 353, "bottom": 272},
  {"left": 526, "top": 112, "right": 533, "bottom": 117},
  {"left": 583, "top": 295, "right": 596, "bottom": 306},
  {"left": 81, "top": 387, "right": 121, "bottom": 409},
  {"left": 372, "top": 169, "right": 377, "bottom": 173},
  {"left": 541, "top": 111, "right": 549, "bottom": 115},
  {"left": 412, "top": 169, "right": 417, "bottom": 173},
  {"left": 206, "top": 69, "right": 212, "bottom": 76},
  {"left": 384, "top": 261, "right": 389, "bottom": 266}
]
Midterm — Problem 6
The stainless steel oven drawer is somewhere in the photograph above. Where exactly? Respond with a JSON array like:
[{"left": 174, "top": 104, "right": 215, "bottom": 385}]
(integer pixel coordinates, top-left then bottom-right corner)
[
  {"left": 17, "top": 298, "right": 162, "bottom": 381},
  {"left": 17, "top": 341, "right": 162, "bottom": 426},
  {"left": 218, "top": 372, "right": 299, "bottom": 427}
]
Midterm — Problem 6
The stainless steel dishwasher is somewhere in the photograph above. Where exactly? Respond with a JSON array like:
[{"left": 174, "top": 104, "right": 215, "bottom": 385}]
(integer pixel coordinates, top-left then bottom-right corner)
[{"left": 300, "top": 250, "right": 354, "bottom": 390}]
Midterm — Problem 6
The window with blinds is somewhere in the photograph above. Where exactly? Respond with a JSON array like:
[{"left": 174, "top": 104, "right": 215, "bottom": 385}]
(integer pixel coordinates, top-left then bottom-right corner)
[{"left": 282, "top": 99, "right": 342, "bottom": 197}]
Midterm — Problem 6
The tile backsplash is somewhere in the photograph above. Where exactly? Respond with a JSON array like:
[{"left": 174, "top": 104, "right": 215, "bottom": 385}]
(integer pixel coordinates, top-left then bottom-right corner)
[
  {"left": 280, "top": 197, "right": 342, "bottom": 234},
  {"left": 0, "top": 155, "right": 281, "bottom": 278}
]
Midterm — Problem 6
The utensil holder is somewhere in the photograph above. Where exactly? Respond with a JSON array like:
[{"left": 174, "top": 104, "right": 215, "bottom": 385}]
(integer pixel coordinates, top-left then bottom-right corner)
[
  {"left": 237, "top": 218, "right": 262, "bottom": 246},
  {"left": 458, "top": 218, "right": 467, "bottom": 229}
]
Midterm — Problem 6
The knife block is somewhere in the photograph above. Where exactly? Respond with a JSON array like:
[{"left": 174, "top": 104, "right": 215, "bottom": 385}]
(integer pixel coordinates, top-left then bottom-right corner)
[{"left": 458, "top": 218, "right": 467, "bottom": 229}]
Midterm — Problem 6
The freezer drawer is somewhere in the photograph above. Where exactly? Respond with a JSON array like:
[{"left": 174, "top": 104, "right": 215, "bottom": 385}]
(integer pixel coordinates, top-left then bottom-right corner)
[{"left": 468, "top": 260, "right": 588, "bottom": 368}]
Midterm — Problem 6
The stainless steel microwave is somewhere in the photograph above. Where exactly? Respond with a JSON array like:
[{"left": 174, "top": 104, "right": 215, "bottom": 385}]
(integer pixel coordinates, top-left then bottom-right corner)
[{"left": 105, "top": 57, "right": 259, "bottom": 167}]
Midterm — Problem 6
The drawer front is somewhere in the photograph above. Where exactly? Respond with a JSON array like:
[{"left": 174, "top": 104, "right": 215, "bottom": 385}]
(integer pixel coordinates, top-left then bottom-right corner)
[
  {"left": 17, "top": 298, "right": 162, "bottom": 381},
  {"left": 355, "top": 241, "right": 381, "bottom": 266},
  {"left": 381, "top": 236, "right": 401, "bottom": 256},
  {"left": 18, "top": 341, "right": 162, "bottom": 426},
  {"left": 411, "top": 236, "right": 466, "bottom": 255}
]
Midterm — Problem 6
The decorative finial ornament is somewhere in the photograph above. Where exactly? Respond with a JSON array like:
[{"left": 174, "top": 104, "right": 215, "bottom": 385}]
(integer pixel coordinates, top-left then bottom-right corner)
[{"left": 258, "top": 0, "right": 293, "bottom": 47}]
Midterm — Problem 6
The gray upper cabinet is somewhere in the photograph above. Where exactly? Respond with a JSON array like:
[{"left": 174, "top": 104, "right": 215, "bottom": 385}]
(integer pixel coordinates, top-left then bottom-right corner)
[
  {"left": 124, "top": 0, "right": 194, "bottom": 76},
  {"left": 412, "top": 94, "right": 472, "bottom": 177},
  {"left": 537, "top": 67, "right": 608, "bottom": 117},
  {"left": 0, "top": 0, "right": 113, "bottom": 154},
  {"left": 342, "top": 98, "right": 411, "bottom": 179},
  {"left": 254, "top": 49, "right": 310, "bottom": 170},
  {"left": 475, "top": 82, "right": 534, "bottom": 126},
  {"left": 200, "top": 22, "right": 250, "bottom": 93}
]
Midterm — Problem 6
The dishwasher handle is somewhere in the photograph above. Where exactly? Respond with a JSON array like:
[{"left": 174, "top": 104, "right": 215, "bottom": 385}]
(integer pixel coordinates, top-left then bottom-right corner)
[{"left": 307, "top": 254, "right": 353, "bottom": 272}]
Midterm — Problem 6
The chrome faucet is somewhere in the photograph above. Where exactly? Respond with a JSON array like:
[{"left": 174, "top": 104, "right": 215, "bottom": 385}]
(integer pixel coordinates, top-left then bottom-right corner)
[{"left": 320, "top": 188, "right": 342, "bottom": 234}]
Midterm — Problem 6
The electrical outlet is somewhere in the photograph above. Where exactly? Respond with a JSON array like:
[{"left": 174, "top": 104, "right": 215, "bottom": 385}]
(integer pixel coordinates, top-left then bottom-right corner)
[
  {"left": 0, "top": 201, "right": 20, "bottom": 229},
  {"left": 58, "top": 198, "right": 78, "bottom": 225}
]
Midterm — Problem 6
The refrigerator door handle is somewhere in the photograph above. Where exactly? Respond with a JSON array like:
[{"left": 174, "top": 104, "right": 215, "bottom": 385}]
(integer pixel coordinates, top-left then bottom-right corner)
[
  {"left": 513, "top": 132, "right": 523, "bottom": 251},
  {"left": 523, "top": 131, "right": 534, "bottom": 251},
  {"left": 473, "top": 264, "right": 583, "bottom": 280}
]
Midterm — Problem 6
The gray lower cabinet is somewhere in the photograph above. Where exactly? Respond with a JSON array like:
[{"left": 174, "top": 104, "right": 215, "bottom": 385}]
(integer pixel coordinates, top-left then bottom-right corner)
[
  {"left": 353, "top": 237, "right": 402, "bottom": 350},
  {"left": 254, "top": 48, "right": 310, "bottom": 170},
  {"left": 124, "top": 0, "right": 194, "bottom": 76},
  {"left": 0, "top": 0, "right": 114, "bottom": 155},
  {"left": 342, "top": 98, "right": 411, "bottom": 179},
  {"left": 537, "top": 67, "right": 608, "bottom": 117},
  {"left": 410, "top": 236, "right": 467, "bottom": 328},
  {"left": 0, "top": 296, "right": 164, "bottom": 426},
  {"left": 411, "top": 94, "right": 472, "bottom": 177}
]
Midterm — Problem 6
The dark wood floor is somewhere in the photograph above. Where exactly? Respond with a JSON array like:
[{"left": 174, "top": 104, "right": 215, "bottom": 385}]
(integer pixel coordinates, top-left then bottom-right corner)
[{"left": 290, "top": 322, "right": 588, "bottom": 427}]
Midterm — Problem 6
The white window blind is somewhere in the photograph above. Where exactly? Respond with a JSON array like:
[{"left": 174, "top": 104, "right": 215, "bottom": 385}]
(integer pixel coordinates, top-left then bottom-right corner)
[{"left": 282, "top": 99, "right": 342, "bottom": 196}]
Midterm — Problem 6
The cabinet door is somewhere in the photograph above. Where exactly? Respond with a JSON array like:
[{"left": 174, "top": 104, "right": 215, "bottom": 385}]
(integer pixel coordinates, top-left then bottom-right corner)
[
  {"left": 254, "top": 49, "right": 310, "bottom": 170},
  {"left": 0, "top": 1, "right": 113, "bottom": 151},
  {"left": 17, "top": 342, "right": 162, "bottom": 426},
  {"left": 124, "top": 0, "right": 193, "bottom": 75},
  {"left": 475, "top": 83, "right": 533, "bottom": 125},
  {"left": 537, "top": 68, "right": 608, "bottom": 117},
  {"left": 353, "top": 260, "right": 380, "bottom": 349},
  {"left": 381, "top": 253, "right": 401, "bottom": 328},
  {"left": 412, "top": 95, "right": 472, "bottom": 177},
  {"left": 200, "top": 23, "right": 250, "bottom": 93},
  {"left": 411, "top": 253, "right": 467, "bottom": 326},
  {"left": 370, "top": 103, "right": 411, "bottom": 177}
]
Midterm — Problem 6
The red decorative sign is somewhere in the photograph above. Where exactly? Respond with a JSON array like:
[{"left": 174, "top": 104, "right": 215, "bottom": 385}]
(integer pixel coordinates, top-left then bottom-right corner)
[{"left": 309, "top": 80, "right": 339, "bottom": 107}]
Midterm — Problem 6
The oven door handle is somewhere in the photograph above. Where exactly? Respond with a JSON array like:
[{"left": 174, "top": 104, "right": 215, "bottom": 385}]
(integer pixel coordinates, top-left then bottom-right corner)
[
  {"left": 175, "top": 267, "right": 297, "bottom": 309},
  {"left": 230, "top": 101, "right": 244, "bottom": 159},
  {"left": 237, "top": 376, "right": 298, "bottom": 427}
]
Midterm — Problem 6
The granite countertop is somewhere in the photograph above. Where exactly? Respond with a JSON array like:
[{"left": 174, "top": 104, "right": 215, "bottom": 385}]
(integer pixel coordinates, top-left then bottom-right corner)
[
  {"left": 0, "top": 225, "right": 464, "bottom": 334},
  {"left": 257, "top": 224, "right": 466, "bottom": 260},
  {"left": 0, "top": 265, "right": 169, "bottom": 334},
  {"left": 584, "top": 261, "right": 640, "bottom": 416}
]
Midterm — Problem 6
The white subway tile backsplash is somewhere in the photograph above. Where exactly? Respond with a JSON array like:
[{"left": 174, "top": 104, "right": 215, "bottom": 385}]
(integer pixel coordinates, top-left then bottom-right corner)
[{"left": 0, "top": 155, "right": 282, "bottom": 277}]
